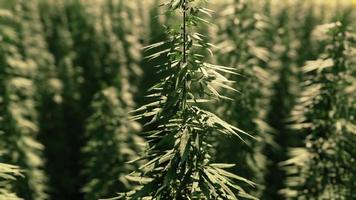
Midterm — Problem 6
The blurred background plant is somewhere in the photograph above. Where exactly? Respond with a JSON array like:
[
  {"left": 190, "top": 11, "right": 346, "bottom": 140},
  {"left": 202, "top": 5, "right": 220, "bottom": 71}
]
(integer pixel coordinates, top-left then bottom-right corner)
[{"left": 0, "top": 0, "right": 354, "bottom": 199}]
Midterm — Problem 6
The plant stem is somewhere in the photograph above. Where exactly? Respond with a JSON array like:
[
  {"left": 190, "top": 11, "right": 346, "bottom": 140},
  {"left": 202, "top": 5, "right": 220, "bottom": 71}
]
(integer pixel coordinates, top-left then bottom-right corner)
[
  {"left": 182, "top": 0, "right": 187, "bottom": 64},
  {"left": 182, "top": 0, "right": 188, "bottom": 111}
]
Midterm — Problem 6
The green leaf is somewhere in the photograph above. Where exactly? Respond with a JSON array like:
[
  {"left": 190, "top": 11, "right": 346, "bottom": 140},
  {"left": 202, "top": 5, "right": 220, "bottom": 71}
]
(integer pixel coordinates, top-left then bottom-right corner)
[{"left": 179, "top": 128, "right": 190, "bottom": 158}]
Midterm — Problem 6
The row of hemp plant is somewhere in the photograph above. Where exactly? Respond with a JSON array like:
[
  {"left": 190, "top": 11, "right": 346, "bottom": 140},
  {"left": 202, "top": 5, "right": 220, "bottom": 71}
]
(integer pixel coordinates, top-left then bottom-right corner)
[
  {"left": 262, "top": 2, "right": 303, "bottom": 199},
  {"left": 255, "top": 1, "right": 354, "bottom": 199},
  {"left": 0, "top": 3, "right": 48, "bottom": 200},
  {"left": 212, "top": 0, "right": 275, "bottom": 197},
  {"left": 17, "top": 1, "right": 63, "bottom": 199},
  {"left": 82, "top": 87, "right": 144, "bottom": 200},
  {"left": 38, "top": 0, "right": 147, "bottom": 198},
  {"left": 255, "top": 1, "right": 334, "bottom": 198},
  {"left": 281, "top": 22, "right": 356, "bottom": 200},
  {"left": 39, "top": 1, "right": 83, "bottom": 196},
  {"left": 81, "top": 1, "right": 146, "bottom": 199}
]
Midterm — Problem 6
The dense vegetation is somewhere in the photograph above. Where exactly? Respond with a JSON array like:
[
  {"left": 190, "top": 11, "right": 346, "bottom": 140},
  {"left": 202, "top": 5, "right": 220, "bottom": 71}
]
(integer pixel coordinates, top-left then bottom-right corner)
[{"left": 0, "top": 0, "right": 355, "bottom": 200}]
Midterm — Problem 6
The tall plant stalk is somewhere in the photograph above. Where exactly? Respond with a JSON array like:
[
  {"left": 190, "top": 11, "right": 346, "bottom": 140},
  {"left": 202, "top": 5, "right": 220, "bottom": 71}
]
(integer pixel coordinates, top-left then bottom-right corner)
[{"left": 118, "top": 0, "right": 256, "bottom": 199}]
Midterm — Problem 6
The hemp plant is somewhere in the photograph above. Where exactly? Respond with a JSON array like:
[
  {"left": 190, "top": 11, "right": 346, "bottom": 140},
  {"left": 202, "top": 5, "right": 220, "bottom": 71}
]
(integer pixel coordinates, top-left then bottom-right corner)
[
  {"left": 118, "top": 0, "right": 256, "bottom": 199},
  {"left": 82, "top": 87, "right": 144, "bottom": 200},
  {"left": 213, "top": 0, "right": 275, "bottom": 196},
  {"left": 0, "top": 5, "right": 47, "bottom": 200},
  {"left": 281, "top": 22, "right": 356, "bottom": 200}
]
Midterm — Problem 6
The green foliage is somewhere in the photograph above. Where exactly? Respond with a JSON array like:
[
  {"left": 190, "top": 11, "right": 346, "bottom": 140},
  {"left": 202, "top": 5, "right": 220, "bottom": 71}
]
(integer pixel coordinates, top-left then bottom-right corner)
[
  {"left": 0, "top": 4, "right": 48, "bottom": 200},
  {"left": 212, "top": 0, "right": 275, "bottom": 197},
  {"left": 0, "top": 162, "right": 22, "bottom": 200},
  {"left": 118, "top": 0, "right": 257, "bottom": 199},
  {"left": 281, "top": 22, "right": 356, "bottom": 200},
  {"left": 0, "top": 1, "right": 355, "bottom": 200},
  {"left": 37, "top": 0, "right": 146, "bottom": 198},
  {"left": 37, "top": 1, "right": 84, "bottom": 198},
  {"left": 79, "top": 1, "right": 146, "bottom": 199},
  {"left": 82, "top": 87, "right": 144, "bottom": 200},
  {"left": 261, "top": 3, "right": 302, "bottom": 199}
]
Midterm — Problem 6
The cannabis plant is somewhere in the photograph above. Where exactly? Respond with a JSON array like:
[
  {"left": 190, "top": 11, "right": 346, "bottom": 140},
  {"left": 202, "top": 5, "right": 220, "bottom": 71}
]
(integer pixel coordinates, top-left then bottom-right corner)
[
  {"left": 118, "top": 0, "right": 256, "bottom": 199},
  {"left": 80, "top": 3, "right": 147, "bottom": 194},
  {"left": 281, "top": 22, "right": 356, "bottom": 200},
  {"left": 17, "top": 1, "right": 63, "bottom": 198},
  {"left": 212, "top": 0, "right": 275, "bottom": 197},
  {"left": 82, "top": 87, "right": 144, "bottom": 200},
  {"left": 37, "top": 0, "right": 147, "bottom": 198},
  {"left": 0, "top": 5, "right": 47, "bottom": 200}
]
